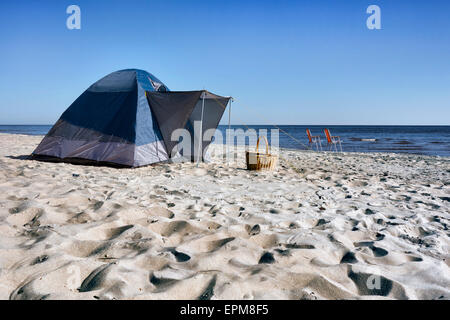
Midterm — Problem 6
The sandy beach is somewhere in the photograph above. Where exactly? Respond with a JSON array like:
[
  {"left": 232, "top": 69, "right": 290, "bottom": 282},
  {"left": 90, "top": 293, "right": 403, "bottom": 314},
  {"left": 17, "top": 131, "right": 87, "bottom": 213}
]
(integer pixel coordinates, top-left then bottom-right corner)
[{"left": 0, "top": 133, "right": 449, "bottom": 300}]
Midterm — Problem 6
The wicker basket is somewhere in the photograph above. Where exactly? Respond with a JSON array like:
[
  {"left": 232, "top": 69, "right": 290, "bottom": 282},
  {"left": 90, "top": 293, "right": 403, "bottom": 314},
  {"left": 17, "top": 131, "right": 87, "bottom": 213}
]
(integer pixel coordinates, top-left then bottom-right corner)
[{"left": 246, "top": 136, "right": 278, "bottom": 171}]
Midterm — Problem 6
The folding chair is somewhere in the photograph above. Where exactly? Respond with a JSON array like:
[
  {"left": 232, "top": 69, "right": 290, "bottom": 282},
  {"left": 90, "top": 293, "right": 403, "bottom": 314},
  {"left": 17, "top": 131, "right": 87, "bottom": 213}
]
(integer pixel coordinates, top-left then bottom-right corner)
[
  {"left": 324, "top": 128, "right": 342, "bottom": 152},
  {"left": 306, "top": 129, "right": 322, "bottom": 151}
]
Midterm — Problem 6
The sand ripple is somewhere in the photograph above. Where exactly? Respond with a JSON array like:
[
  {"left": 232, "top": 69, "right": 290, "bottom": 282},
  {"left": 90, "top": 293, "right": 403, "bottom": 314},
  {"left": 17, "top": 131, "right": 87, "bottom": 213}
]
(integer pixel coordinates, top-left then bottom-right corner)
[{"left": 0, "top": 134, "right": 449, "bottom": 300}]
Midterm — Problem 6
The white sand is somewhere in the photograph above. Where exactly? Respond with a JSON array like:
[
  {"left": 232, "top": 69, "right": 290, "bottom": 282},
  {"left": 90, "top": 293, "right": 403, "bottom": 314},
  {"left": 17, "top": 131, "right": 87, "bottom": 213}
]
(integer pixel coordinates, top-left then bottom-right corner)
[{"left": 0, "top": 133, "right": 449, "bottom": 300}]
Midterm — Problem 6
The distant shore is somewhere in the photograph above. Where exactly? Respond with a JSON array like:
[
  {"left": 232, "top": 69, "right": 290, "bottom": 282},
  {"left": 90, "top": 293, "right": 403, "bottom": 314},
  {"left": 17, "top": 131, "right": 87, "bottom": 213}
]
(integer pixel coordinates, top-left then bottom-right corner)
[{"left": 0, "top": 133, "right": 449, "bottom": 300}]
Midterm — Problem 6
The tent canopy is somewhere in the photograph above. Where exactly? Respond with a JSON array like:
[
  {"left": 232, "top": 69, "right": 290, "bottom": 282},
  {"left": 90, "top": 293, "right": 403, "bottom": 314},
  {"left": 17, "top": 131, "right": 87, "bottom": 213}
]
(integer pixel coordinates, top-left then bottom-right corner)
[
  {"left": 146, "top": 90, "right": 230, "bottom": 161},
  {"left": 32, "top": 69, "right": 230, "bottom": 167}
]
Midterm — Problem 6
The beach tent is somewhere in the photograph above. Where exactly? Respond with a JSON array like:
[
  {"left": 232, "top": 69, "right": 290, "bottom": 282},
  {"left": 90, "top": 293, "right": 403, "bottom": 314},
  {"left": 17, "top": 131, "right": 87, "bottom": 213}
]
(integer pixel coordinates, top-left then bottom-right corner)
[{"left": 32, "top": 69, "right": 231, "bottom": 167}]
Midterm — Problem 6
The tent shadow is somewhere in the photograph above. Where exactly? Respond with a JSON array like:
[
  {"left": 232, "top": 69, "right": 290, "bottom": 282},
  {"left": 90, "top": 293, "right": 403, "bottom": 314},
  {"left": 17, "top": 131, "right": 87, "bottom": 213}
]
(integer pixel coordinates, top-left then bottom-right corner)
[
  {"left": 5, "top": 155, "right": 32, "bottom": 160},
  {"left": 5, "top": 154, "right": 217, "bottom": 170},
  {"left": 6, "top": 154, "right": 132, "bottom": 169}
]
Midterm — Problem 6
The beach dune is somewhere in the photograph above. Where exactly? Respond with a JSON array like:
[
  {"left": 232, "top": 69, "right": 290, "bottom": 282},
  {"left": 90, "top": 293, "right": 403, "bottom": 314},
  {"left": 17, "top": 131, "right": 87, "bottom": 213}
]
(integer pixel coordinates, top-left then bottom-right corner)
[{"left": 0, "top": 133, "right": 449, "bottom": 300}]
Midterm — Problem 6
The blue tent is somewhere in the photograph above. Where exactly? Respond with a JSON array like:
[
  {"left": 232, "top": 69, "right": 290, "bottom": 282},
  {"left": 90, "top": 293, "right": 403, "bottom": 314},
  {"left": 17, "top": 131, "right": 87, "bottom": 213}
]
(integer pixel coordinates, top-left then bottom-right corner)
[{"left": 33, "top": 69, "right": 230, "bottom": 167}]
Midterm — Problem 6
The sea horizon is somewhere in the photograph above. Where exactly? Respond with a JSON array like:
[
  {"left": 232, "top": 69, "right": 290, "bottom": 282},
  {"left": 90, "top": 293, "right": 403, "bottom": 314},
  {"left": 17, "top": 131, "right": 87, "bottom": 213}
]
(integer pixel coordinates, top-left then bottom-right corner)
[{"left": 1, "top": 124, "right": 449, "bottom": 126}]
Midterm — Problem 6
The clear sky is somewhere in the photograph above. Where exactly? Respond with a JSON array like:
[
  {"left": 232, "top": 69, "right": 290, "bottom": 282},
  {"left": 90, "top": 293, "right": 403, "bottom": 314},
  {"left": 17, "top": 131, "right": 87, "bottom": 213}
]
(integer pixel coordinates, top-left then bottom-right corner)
[{"left": 0, "top": 0, "right": 449, "bottom": 125}]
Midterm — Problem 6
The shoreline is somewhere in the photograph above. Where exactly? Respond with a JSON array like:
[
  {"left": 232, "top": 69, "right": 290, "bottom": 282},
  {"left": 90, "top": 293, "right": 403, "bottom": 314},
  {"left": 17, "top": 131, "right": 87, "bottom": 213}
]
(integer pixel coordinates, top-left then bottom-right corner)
[{"left": 0, "top": 132, "right": 448, "bottom": 160}]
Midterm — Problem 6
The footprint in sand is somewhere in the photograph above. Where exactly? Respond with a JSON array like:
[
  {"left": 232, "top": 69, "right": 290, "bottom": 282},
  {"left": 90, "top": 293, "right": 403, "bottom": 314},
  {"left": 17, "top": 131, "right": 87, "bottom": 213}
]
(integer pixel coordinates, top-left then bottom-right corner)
[
  {"left": 354, "top": 241, "right": 389, "bottom": 257},
  {"left": 6, "top": 207, "right": 43, "bottom": 227},
  {"left": 149, "top": 273, "right": 178, "bottom": 291},
  {"left": 78, "top": 263, "right": 114, "bottom": 292},
  {"left": 258, "top": 252, "right": 275, "bottom": 264},
  {"left": 167, "top": 248, "right": 191, "bottom": 262},
  {"left": 198, "top": 220, "right": 222, "bottom": 231},
  {"left": 67, "top": 211, "right": 92, "bottom": 224},
  {"left": 106, "top": 225, "right": 134, "bottom": 240},
  {"left": 246, "top": 224, "right": 260, "bottom": 236},
  {"left": 347, "top": 267, "right": 408, "bottom": 298},
  {"left": 340, "top": 251, "right": 358, "bottom": 264},
  {"left": 149, "top": 266, "right": 195, "bottom": 292},
  {"left": 10, "top": 277, "right": 50, "bottom": 300},
  {"left": 179, "top": 235, "right": 235, "bottom": 254},
  {"left": 160, "top": 220, "right": 197, "bottom": 237},
  {"left": 197, "top": 275, "right": 217, "bottom": 300}
]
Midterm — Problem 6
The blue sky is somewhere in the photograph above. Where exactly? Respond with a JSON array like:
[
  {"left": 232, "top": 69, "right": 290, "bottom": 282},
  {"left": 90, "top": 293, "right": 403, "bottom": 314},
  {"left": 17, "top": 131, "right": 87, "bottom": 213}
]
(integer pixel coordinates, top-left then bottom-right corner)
[{"left": 0, "top": 0, "right": 449, "bottom": 125}]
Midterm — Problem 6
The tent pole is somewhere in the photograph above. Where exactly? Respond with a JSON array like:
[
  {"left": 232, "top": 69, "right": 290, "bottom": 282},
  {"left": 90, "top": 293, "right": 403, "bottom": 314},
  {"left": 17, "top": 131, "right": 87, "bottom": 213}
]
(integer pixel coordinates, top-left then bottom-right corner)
[
  {"left": 228, "top": 98, "right": 232, "bottom": 133},
  {"left": 227, "top": 98, "right": 232, "bottom": 163},
  {"left": 196, "top": 91, "right": 206, "bottom": 167}
]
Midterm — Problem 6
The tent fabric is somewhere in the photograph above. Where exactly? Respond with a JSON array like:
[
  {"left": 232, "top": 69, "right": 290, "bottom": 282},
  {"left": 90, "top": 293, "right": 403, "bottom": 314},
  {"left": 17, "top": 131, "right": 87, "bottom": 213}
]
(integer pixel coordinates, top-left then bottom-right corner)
[
  {"left": 145, "top": 91, "right": 203, "bottom": 158},
  {"left": 145, "top": 91, "right": 230, "bottom": 161},
  {"left": 185, "top": 92, "right": 230, "bottom": 161},
  {"left": 32, "top": 69, "right": 230, "bottom": 167}
]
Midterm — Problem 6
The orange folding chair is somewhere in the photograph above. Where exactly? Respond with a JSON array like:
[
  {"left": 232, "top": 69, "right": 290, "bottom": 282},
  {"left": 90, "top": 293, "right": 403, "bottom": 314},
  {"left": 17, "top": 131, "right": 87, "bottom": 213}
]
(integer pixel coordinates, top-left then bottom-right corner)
[
  {"left": 306, "top": 129, "right": 322, "bottom": 151},
  {"left": 324, "top": 128, "right": 342, "bottom": 152}
]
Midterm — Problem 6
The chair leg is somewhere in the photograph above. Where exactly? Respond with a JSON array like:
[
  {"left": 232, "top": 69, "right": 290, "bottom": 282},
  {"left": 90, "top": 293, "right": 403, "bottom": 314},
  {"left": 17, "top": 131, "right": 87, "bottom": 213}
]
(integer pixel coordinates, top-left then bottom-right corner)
[
  {"left": 339, "top": 139, "right": 342, "bottom": 152},
  {"left": 318, "top": 139, "right": 322, "bottom": 151}
]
